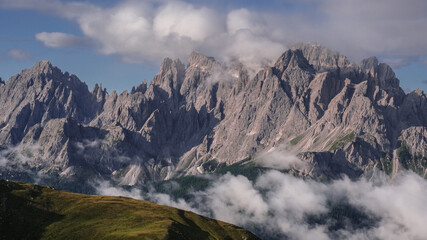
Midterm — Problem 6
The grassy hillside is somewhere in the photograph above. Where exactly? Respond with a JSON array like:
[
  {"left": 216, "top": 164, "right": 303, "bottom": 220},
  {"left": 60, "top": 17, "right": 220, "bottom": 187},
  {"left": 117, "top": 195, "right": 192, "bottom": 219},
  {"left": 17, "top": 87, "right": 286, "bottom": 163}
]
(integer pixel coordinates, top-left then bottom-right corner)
[{"left": 0, "top": 179, "right": 259, "bottom": 240}]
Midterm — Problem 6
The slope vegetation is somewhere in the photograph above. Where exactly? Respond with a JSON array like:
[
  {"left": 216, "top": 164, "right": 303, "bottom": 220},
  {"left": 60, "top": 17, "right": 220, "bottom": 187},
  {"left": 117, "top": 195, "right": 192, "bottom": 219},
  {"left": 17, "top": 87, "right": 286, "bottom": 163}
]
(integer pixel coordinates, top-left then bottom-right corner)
[{"left": 0, "top": 179, "right": 259, "bottom": 240}]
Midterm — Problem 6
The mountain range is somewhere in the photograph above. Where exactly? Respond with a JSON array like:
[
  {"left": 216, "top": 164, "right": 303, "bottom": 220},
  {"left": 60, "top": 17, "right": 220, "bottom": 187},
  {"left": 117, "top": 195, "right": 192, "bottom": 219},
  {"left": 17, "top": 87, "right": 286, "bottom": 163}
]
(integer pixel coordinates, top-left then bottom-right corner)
[{"left": 0, "top": 43, "right": 426, "bottom": 192}]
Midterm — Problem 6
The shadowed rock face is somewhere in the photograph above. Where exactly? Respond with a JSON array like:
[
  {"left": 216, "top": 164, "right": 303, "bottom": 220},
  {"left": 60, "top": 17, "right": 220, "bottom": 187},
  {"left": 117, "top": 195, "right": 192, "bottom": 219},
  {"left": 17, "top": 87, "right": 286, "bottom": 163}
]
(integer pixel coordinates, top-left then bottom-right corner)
[{"left": 0, "top": 43, "right": 426, "bottom": 192}]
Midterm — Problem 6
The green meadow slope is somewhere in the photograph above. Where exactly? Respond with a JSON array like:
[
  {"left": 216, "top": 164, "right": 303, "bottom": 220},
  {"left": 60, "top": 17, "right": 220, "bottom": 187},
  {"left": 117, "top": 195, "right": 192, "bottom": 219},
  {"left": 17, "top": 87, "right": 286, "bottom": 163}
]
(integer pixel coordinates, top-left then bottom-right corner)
[{"left": 0, "top": 179, "right": 259, "bottom": 240}]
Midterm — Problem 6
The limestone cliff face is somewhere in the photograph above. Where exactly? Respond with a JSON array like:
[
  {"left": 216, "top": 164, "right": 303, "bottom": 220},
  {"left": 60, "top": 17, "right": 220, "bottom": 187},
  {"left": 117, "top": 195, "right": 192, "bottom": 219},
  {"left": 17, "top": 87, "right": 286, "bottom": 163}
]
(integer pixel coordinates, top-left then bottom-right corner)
[
  {"left": 0, "top": 61, "right": 104, "bottom": 145},
  {"left": 0, "top": 44, "right": 426, "bottom": 191}
]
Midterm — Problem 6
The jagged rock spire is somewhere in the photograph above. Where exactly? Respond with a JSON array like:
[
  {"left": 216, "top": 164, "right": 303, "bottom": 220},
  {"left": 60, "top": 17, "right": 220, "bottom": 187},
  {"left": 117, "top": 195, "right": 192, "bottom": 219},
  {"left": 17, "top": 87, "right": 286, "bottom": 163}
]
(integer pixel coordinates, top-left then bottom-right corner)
[
  {"left": 293, "top": 42, "right": 350, "bottom": 71},
  {"left": 188, "top": 51, "right": 217, "bottom": 68},
  {"left": 30, "top": 60, "right": 58, "bottom": 75},
  {"left": 92, "top": 83, "right": 107, "bottom": 101},
  {"left": 150, "top": 57, "right": 186, "bottom": 100},
  {"left": 131, "top": 80, "right": 148, "bottom": 94},
  {"left": 274, "top": 49, "right": 313, "bottom": 73}
]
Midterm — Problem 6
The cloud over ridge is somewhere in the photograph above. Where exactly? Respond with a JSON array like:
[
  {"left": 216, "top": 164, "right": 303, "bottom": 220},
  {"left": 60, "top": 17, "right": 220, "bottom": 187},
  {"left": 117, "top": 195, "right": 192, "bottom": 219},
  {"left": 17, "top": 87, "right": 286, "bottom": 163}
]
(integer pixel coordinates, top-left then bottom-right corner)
[
  {"left": 2, "top": 0, "right": 427, "bottom": 69},
  {"left": 35, "top": 32, "right": 89, "bottom": 48}
]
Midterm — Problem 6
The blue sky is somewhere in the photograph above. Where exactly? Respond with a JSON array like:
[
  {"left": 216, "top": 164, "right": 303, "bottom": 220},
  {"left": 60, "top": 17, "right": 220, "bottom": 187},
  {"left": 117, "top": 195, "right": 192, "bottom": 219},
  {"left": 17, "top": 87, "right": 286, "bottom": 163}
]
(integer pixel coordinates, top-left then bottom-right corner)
[{"left": 0, "top": 0, "right": 426, "bottom": 93}]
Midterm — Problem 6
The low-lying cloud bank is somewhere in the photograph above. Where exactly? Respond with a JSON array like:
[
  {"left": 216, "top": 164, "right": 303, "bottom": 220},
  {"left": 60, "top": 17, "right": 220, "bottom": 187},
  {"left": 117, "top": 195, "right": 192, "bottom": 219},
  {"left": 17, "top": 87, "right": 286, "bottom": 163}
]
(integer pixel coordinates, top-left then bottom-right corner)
[
  {"left": 0, "top": 144, "right": 47, "bottom": 183},
  {"left": 95, "top": 170, "right": 427, "bottom": 240},
  {"left": 2, "top": 141, "right": 426, "bottom": 239}
]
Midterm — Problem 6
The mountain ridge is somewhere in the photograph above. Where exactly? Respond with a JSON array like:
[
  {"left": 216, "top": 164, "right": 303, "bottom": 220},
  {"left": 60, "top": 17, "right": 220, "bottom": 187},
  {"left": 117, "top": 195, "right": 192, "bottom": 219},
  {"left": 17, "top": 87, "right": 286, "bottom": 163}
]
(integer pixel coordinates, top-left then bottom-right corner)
[{"left": 0, "top": 43, "right": 426, "bottom": 192}]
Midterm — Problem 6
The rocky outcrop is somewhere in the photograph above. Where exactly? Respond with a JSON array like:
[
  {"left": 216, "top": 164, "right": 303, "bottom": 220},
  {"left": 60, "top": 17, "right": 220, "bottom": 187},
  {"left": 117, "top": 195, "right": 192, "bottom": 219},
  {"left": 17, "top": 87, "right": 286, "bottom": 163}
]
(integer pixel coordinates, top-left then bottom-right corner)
[
  {"left": 0, "top": 61, "right": 102, "bottom": 145},
  {"left": 1, "top": 44, "right": 426, "bottom": 192},
  {"left": 293, "top": 43, "right": 350, "bottom": 71}
]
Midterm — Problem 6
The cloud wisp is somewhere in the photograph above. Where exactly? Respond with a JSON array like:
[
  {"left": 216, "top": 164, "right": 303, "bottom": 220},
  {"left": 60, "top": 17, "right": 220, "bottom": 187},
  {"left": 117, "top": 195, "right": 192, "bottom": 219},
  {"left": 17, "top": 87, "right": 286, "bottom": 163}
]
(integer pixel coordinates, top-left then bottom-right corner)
[
  {"left": 0, "top": 144, "right": 47, "bottom": 183},
  {"left": 7, "top": 48, "right": 31, "bottom": 61},
  {"left": 256, "top": 145, "right": 308, "bottom": 170},
  {"left": 35, "top": 32, "right": 90, "bottom": 48}
]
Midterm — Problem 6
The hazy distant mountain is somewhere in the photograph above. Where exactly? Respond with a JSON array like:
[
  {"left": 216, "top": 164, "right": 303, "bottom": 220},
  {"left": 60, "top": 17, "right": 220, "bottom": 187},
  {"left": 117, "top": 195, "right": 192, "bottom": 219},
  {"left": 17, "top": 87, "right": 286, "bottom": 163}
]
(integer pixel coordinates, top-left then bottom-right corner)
[{"left": 0, "top": 43, "right": 426, "bottom": 191}]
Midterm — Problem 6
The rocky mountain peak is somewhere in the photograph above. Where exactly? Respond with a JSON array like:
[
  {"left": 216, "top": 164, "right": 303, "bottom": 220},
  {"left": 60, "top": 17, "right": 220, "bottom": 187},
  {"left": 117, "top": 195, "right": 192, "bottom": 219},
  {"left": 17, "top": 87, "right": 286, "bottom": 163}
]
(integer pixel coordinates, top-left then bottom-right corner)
[
  {"left": 150, "top": 57, "right": 186, "bottom": 100},
  {"left": 35, "top": 59, "right": 52, "bottom": 68},
  {"left": 0, "top": 76, "right": 4, "bottom": 86},
  {"left": 10, "top": 60, "right": 80, "bottom": 89},
  {"left": 360, "top": 56, "right": 379, "bottom": 75},
  {"left": 131, "top": 80, "right": 148, "bottom": 94},
  {"left": 404, "top": 89, "right": 426, "bottom": 105},
  {"left": 360, "top": 56, "right": 400, "bottom": 91},
  {"left": 274, "top": 49, "right": 313, "bottom": 73},
  {"left": 412, "top": 88, "right": 425, "bottom": 96},
  {"left": 293, "top": 43, "right": 350, "bottom": 71},
  {"left": 152, "top": 57, "right": 185, "bottom": 86},
  {"left": 2, "top": 61, "right": 83, "bottom": 92},
  {"left": 158, "top": 58, "right": 185, "bottom": 74},
  {"left": 272, "top": 49, "right": 315, "bottom": 101},
  {"left": 30, "top": 60, "right": 59, "bottom": 75},
  {"left": 91, "top": 83, "right": 107, "bottom": 100},
  {"left": 188, "top": 51, "right": 217, "bottom": 69}
]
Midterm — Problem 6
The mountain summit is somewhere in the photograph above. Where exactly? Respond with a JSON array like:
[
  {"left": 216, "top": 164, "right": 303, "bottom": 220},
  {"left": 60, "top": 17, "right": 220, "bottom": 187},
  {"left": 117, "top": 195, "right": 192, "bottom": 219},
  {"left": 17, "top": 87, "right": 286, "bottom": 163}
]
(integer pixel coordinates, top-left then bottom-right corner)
[{"left": 0, "top": 43, "right": 426, "bottom": 191}]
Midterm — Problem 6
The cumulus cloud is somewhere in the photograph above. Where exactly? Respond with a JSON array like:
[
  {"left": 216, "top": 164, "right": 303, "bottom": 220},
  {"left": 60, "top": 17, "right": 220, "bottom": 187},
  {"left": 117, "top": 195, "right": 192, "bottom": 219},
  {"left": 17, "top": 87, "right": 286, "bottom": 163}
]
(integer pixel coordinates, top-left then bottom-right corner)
[
  {"left": 0, "top": 0, "right": 287, "bottom": 71},
  {"left": 93, "top": 169, "right": 427, "bottom": 240},
  {"left": 2, "top": 0, "right": 427, "bottom": 68},
  {"left": 7, "top": 48, "right": 31, "bottom": 60},
  {"left": 35, "top": 32, "right": 89, "bottom": 48},
  {"left": 73, "top": 0, "right": 285, "bottom": 69},
  {"left": 153, "top": 1, "right": 223, "bottom": 42}
]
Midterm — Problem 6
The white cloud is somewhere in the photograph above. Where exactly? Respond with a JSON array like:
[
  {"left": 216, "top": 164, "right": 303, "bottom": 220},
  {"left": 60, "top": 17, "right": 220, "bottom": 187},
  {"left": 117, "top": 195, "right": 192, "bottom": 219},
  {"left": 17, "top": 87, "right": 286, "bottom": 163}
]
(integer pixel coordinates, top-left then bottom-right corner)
[
  {"left": 0, "top": 144, "right": 40, "bottom": 169},
  {"left": 146, "top": 191, "right": 199, "bottom": 213},
  {"left": 0, "top": 144, "right": 47, "bottom": 183},
  {"left": 206, "top": 174, "right": 270, "bottom": 225},
  {"left": 0, "top": 0, "right": 287, "bottom": 71},
  {"left": 94, "top": 169, "right": 427, "bottom": 240},
  {"left": 153, "top": 1, "right": 223, "bottom": 42},
  {"left": 2, "top": 0, "right": 427, "bottom": 75},
  {"left": 256, "top": 146, "right": 308, "bottom": 170},
  {"left": 92, "top": 180, "right": 142, "bottom": 199},
  {"left": 7, "top": 49, "right": 31, "bottom": 60},
  {"left": 35, "top": 32, "right": 89, "bottom": 48}
]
